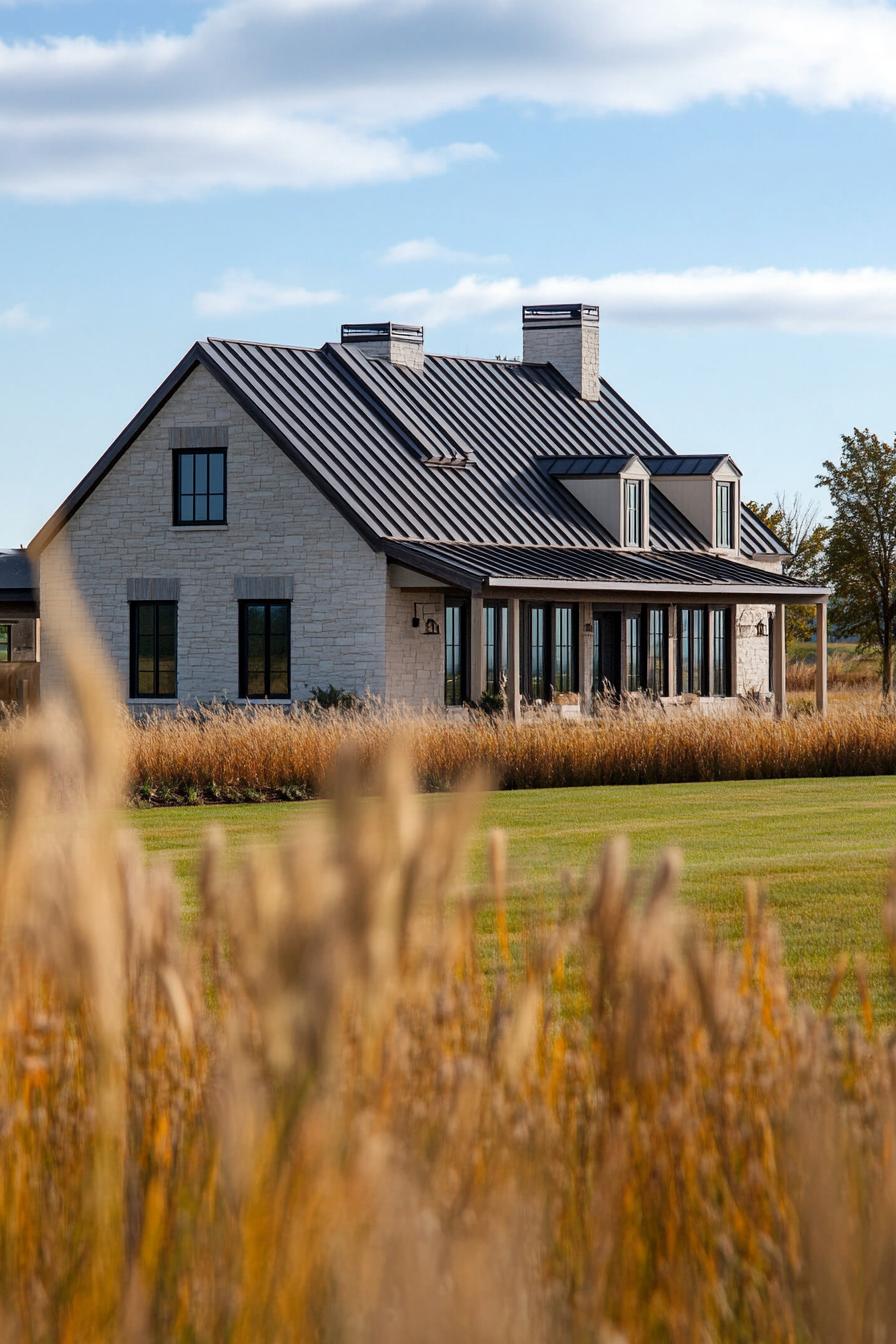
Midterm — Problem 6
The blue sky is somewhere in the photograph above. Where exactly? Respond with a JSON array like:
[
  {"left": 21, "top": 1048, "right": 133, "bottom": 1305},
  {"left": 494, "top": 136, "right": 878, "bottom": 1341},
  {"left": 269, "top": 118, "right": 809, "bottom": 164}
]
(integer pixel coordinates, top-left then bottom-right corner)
[{"left": 4, "top": 0, "right": 896, "bottom": 544}]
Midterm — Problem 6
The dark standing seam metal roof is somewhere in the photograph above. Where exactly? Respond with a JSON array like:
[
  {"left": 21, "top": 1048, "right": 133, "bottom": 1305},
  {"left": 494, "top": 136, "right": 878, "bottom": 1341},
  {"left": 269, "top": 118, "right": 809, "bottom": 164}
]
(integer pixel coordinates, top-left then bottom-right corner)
[
  {"left": 30, "top": 334, "right": 792, "bottom": 574},
  {"left": 383, "top": 540, "right": 813, "bottom": 591},
  {"left": 646, "top": 454, "right": 742, "bottom": 478}
]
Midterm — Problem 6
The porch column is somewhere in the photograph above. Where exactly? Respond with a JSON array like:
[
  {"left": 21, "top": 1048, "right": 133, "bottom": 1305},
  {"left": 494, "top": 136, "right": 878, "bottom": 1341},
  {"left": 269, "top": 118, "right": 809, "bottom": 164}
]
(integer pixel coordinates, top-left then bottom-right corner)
[
  {"left": 579, "top": 601, "right": 592, "bottom": 709},
  {"left": 507, "top": 596, "right": 522, "bottom": 724},
  {"left": 667, "top": 604, "right": 678, "bottom": 698},
  {"left": 815, "top": 600, "right": 828, "bottom": 715},
  {"left": 470, "top": 594, "right": 484, "bottom": 703},
  {"left": 773, "top": 601, "right": 787, "bottom": 718}
]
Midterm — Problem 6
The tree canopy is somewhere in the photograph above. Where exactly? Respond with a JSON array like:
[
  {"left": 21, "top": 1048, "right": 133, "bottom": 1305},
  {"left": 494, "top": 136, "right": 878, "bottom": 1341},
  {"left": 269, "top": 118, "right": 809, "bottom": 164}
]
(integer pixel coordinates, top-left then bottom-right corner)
[{"left": 816, "top": 429, "right": 896, "bottom": 698}]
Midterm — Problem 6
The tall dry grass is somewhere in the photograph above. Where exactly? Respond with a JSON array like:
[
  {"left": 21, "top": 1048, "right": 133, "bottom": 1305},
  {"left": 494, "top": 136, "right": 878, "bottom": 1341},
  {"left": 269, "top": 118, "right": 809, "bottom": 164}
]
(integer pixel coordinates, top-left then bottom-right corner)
[
  {"left": 3, "top": 643, "right": 896, "bottom": 1337},
  {"left": 75, "top": 698, "right": 896, "bottom": 802},
  {"left": 788, "top": 650, "right": 878, "bottom": 693}
]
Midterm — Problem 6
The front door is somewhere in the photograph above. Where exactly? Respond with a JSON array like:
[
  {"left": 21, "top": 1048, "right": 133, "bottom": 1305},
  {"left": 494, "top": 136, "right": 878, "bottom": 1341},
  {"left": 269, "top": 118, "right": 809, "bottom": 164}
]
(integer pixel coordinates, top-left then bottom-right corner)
[{"left": 593, "top": 609, "right": 622, "bottom": 699}]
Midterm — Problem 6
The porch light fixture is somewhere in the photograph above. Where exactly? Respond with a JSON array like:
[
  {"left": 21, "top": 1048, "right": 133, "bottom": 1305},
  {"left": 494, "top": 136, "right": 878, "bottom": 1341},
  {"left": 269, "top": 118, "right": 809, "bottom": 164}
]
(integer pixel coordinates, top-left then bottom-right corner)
[
  {"left": 755, "top": 617, "right": 767, "bottom": 638},
  {"left": 424, "top": 617, "right": 440, "bottom": 636},
  {"left": 412, "top": 602, "right": 440, "bottom": 635}
]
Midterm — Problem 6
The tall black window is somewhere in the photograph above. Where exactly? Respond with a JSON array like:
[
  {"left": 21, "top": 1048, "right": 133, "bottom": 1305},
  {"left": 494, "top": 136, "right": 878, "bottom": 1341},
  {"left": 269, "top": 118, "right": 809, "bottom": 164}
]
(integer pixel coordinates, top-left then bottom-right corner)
[
  {"left": 0, "top": 624, "right": 9, "bottom": 663},
  {"left": 525, "top": 603, "right": 577, "bottom": 700},
  {"left": 239, "top": 601, "right": 290, "bottom": 698},
  {"left": 715, "top": 481, "right": 733, "bottom": 549},
  {"left": 679, "top": 607, "right": 706, "bottom": 695},
  {"left": 624, "top": 479, "right": 643, "bottom": 547},
  {"left": 444, "top": 598, "right": 468, "bottom": 706},
  {"left": 711, "top": 607, "right": 731, "bottom": 696},
  {"left": 528, "top": 604, "right": 546, "bottom": 700},
  {"left": 553, "top": 605, "right": 575, "bottom": 692},
  {"left": 484, "top": 601, "right": 508, "bottom": 696},
  {"left": 130, "top": 602, "right": 177, "bottom": 699},
  {"left": 645, "top": 607, "right": 667, "bottom": 696},
  {"left": 174, "top": 449, "right": 226, "bottom": 525},
  {"left": 625, "top": 613, "right": 641, "bottom": 692}
]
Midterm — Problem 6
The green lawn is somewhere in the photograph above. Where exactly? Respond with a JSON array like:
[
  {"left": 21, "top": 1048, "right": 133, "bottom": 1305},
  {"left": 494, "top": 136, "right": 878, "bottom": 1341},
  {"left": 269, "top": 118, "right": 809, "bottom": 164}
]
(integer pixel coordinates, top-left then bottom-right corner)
[{"left": 133, "top": 775, "right": 896, "bottom": 1023}]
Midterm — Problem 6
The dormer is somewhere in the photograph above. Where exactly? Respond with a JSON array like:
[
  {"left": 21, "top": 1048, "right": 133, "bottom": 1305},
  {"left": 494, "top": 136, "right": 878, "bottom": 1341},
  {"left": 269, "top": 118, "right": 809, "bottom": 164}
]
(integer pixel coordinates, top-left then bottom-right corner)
[
  {"left": 647, "top": 455, "right": 741, "bottom": 553},
  {"left": 540, "top": 455, "right": 651, "bottom": 548}
]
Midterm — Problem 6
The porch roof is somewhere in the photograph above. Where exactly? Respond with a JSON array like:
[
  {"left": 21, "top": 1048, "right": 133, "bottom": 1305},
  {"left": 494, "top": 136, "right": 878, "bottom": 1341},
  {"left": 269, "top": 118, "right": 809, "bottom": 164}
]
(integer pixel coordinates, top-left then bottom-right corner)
[
  {"left": 385, "top": 539, "right": 827, "bottom": 600},
  {"left": 0, "top": 550, "right": 37, "bottom": 607}
]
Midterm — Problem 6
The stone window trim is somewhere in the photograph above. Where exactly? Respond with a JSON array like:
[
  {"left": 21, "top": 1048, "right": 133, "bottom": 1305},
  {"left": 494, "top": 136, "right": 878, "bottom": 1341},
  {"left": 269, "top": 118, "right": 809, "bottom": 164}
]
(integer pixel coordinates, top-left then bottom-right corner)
[
  {"left": 232, "top": 576, "right": 295, "bottom": 601},
  {"left": 127, "top": 577, "right": 181, "bottom": 602}
]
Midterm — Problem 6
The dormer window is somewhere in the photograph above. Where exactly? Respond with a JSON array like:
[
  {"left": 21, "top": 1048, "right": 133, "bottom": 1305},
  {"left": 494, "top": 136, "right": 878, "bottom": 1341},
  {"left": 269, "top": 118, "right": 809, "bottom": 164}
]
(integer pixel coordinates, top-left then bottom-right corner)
[
  {"left": 624, "top": 480, "right": 643, "bottom": 547},
  {"left": 715, "top": 481, "right": 733, "bottom": 549}
]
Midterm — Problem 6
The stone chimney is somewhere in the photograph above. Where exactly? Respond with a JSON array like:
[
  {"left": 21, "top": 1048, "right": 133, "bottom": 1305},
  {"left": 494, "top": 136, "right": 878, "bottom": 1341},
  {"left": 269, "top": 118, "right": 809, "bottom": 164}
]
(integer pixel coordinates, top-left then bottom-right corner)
[
  {"left": 340, "top": 321, "right": 424, "bottom": 371},
  {"left": 522, "top": 303, "right": 599, "bottom": 400}
]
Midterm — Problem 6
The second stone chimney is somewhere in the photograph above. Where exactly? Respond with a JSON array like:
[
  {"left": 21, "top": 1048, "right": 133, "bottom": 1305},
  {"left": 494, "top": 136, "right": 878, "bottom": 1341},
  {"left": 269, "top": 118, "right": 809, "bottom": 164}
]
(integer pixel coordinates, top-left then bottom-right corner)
[
  {"left": 340, "top": 321, "right": 424, "bottom": 372},
  {"left": 522, "top": 303, "right": 599, "bottom": 400}
]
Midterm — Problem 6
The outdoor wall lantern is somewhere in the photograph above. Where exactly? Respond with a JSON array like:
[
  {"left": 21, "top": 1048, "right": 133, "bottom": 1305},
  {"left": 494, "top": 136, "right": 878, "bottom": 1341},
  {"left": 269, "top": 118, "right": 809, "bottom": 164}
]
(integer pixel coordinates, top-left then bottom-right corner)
[
  {"left": 755, "top": 617, "right": 768, "bottom": 638},
  {"left": 412, "top": 603, "right": 440, "bottom": 635}
]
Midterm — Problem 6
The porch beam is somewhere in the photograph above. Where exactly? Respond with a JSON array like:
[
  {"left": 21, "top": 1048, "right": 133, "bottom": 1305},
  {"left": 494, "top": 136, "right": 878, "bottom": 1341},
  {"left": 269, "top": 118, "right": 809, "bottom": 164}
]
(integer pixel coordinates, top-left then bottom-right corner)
[
  {"left": 507, "top": 596, "right": 522, "bottom": 724},
  {"left": 773, "top": 601, "right": 787, "bottom": 718},
  {"left": 470, "top": 594, "right": 484, "bottom": 703},
  {"left": 815, "top": 600, "right": 828, "bottom": 715}
]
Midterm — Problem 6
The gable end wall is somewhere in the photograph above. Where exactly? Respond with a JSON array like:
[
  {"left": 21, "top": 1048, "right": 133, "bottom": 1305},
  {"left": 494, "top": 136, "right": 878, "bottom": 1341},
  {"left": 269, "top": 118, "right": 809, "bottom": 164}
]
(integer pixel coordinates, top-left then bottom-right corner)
[{"left": 39, "top": 365, "right": 387, "bottom": 704}]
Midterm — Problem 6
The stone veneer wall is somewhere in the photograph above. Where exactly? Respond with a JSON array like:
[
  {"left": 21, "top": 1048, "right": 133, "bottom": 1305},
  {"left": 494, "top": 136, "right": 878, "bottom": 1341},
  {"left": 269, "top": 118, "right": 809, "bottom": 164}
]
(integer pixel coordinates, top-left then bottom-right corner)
[
  {"left": 385, "top": 586, "right": 445, "bottom": 708},
  {"left": 736, "top": 604, "right": 772, "bottom": 697},
  {"left": 39, "top": 365, "right": 387, "bottom": 704}
]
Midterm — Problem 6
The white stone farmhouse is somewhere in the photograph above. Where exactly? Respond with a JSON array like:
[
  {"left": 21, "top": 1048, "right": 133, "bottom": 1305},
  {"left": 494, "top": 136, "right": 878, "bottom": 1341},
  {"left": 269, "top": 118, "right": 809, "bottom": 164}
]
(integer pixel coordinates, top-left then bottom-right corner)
[{"left": 31, "top": 304, "right": 828, "bottom": 715}]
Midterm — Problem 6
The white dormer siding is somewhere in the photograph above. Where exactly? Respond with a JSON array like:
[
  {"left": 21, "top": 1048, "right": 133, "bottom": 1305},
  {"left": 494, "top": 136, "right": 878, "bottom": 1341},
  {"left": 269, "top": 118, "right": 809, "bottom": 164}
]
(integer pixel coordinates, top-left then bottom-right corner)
[
  {"left": 650, "top": 458, "right": 741, "bottom": 553},
  {"left": 556, "top": 457, "right": 651, "bottom": 547}
]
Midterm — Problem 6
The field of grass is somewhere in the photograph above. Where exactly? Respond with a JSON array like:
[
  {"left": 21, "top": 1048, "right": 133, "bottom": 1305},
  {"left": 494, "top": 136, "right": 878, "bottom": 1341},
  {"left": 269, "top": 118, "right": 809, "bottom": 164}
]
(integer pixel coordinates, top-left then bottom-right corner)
[{"left": 134, "top": 773, "right": 896, "bottom": 1021}]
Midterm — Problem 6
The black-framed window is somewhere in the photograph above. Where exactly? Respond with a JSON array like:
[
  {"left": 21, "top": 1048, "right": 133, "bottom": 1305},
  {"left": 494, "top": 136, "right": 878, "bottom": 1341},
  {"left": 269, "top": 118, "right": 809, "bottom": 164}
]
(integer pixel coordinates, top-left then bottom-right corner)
[
  {"left": 0, "top": 624, "right": 9, "bottom": 663},
  {"left": 677, "top": 605, "right": 730, "bottom": 696},
  {"left": 645, "top": 607, "right": 667, "bottom": 696},
  {"left": 174, "top": 449, "right": 227, "bottom": 525},
  {"left": 679, "top": 607, "right": 707, "bottom": 695},
  {"left": 625, "top": 612, "right": 641, "bottom": 692},
  {"left": 239, "top": 601, "right": 290, "bottom": 699},
  {"left": 524, "top": 603, "right": 577, "bottom": 700},
  {"left": 484, "top": 600, "right": 508, "bottom": 696},
  {"left": 444, "top": 597, "right": 469, "bottom": 706},
  {"left": 711, "top": 607, "right": 731, "bottom": 696},
  {"left": 715, "top": 481, "right": 733, "bottom": 549},
  {"left": 130, "top": 602, "right": 177, "bottom": 699},
  {"left": 624, "top": 479, "right": 643, "bottom": 547}
]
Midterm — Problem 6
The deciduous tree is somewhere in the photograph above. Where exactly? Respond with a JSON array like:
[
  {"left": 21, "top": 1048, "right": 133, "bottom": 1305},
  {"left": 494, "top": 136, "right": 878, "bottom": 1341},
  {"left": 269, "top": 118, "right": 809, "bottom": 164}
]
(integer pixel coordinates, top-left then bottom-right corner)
[
  {"left": 745, "top": 493, "right": 827, "bottom": 648},
  {"left": 816, "top": 429, "right": 896, "bottom": 698}
]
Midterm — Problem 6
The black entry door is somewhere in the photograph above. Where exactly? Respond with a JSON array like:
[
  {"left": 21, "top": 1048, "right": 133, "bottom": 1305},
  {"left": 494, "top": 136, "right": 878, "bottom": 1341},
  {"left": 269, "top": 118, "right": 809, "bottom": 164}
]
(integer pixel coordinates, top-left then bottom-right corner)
[{"left": 593, "top": 610, "right": 622, "bottom": 698}]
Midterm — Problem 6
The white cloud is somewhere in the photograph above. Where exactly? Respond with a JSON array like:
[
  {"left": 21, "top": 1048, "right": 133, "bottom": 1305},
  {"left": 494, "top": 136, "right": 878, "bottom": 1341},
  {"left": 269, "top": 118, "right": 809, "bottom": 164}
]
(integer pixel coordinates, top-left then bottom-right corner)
[
  {"left": 381, "top": 238, "right": 510, "bottom": 266},
  {"left": 381, "top": 266, "right": 896, "bottom": 334},
  {"left": 4, "top": 0, "right": 896, "bottom": 200},
  {"left": 194, "top": 270, "right": 341, "bottom": 316},
  {"left": 0, "top": 302, "right": 46, "bottom": 331}
]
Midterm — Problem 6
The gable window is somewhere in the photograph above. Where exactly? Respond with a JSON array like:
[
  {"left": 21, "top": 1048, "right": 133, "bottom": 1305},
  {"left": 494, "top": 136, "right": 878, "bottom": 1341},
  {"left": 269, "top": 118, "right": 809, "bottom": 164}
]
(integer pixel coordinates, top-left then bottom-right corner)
[
  {"left": 174, "top": 449, "right": 226, "bottom": 525},
  {"left": 484, "top": 601, "right": 508, "bottom": 696},
  {"left": 679, "top": 607, "right": 706, "bottom": 695},
  {"left": 524, "top": 603, "right": 577, "bottom": 700},
  {"left": 239, "top": 601, "right": 290, "bottom": 699},
  {"left": 0, "top": 624, "right": 9, "bottom": 663},
  {"left": 444, "top": 598, "right": 469, "bottom": 706},
  {"left": 624, "top": 479, "right": 643, "bottom": 547},
  {"left": 715, "top": 481, "right": 733, "bottom": 549},
  {"left": 130, "top": 602, "right": 177, "bottom": 699}
]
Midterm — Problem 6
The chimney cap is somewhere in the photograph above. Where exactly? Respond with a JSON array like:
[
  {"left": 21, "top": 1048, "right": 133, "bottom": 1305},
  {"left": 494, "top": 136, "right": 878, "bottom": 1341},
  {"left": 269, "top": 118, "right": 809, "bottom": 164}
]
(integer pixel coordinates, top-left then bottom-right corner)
[
  {"left": 522, "top": 303, "right": 599, "bottom": 328},
  {"left": 341, "top": 321, "right": 424, "bottom": 346}
]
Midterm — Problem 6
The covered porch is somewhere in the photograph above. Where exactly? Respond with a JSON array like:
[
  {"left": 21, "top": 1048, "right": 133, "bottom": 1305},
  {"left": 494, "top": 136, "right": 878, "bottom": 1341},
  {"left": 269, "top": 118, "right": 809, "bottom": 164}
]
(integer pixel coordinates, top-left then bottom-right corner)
[{"left": 384, "top": 541, "right": 829, "bottom": 718}]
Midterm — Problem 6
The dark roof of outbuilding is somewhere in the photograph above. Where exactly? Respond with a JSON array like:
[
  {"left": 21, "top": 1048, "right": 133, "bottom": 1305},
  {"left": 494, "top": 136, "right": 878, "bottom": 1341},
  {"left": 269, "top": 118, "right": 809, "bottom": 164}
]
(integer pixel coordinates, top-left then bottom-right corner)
[
  {"left": 30, "top": 335, "right": 791, "bottom": 571},
  {"left": 0, "top": 549, "right": 37, "bottom": 604}
]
